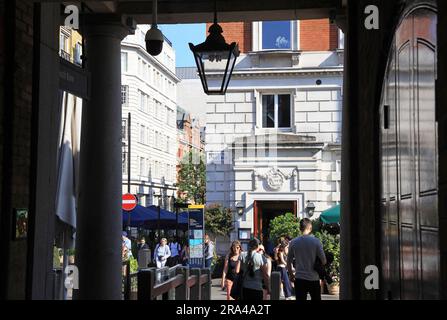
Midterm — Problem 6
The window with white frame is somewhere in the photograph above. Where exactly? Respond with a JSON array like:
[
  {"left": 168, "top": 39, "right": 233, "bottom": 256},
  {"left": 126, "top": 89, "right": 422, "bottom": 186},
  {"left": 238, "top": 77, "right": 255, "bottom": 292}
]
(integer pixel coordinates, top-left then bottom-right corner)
[
  {"left": 261, "top": 94, "right": 292, "bottom": 129},
  {"left": 139, "top": 157, "right": 145, "bottom": 177},
  {"left": 74, "top": 42, "right": 82, "bottom": 66},
  {"left": 121, "top": 52, "right": 128, "bottom": 72},
  {"left": 121, "top": 119, "right": 127, "bottom": 141},
  {"left": 140, "top": 125, "right": 146, "bottom": 144},
  {"left": 59, "top": 30, "right": 70, "bottom": 57},
  {"left": 262, "top": 21, "right": 292, "bottom": 49},
  {"left": 139, "top": 90, "right": 144, "bottom": 112},
  {"left": 121, "top": 86, "right": 128, "bottom": 106},
  {"left": 122, "top": 153, "right": 127, "bottom": 175}
]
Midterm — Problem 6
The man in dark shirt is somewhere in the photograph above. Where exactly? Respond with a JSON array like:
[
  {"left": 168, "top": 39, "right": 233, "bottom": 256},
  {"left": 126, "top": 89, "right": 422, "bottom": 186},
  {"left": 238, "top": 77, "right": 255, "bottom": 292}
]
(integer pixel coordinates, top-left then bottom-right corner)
[{"left": 287, "top": 218, "right": 326, "bottom": 300}]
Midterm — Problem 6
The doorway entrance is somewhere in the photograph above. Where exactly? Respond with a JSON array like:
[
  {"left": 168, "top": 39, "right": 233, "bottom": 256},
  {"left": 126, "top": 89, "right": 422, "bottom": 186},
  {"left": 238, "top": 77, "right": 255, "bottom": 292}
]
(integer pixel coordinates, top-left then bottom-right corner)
[{"left": 253, "top": 200, "right": 296, "bottom": 242}]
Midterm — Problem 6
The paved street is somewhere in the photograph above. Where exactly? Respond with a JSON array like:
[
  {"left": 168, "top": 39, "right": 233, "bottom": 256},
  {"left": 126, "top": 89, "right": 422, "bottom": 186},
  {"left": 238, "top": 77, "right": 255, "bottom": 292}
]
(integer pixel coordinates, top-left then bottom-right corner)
[{"left": 210, "top": 279, "right": 339, "bottom": 301}]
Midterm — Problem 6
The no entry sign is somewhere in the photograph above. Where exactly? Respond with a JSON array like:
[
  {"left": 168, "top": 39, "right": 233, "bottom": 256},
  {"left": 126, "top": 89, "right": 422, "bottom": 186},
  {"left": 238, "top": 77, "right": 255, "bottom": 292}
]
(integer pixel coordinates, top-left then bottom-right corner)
[{"left": 122, "top": 193, "right": 137, "bottom": 211}]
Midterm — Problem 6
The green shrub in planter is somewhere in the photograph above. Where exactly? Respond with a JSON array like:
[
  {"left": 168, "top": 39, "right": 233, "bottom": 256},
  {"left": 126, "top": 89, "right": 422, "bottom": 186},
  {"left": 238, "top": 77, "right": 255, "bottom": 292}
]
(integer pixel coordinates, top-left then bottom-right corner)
[
  {"left": 269, "top": 212, "right": 301, "bottom": 244},
  {"left": 314, "top": 231, "right": 340, "bottom": 284}
]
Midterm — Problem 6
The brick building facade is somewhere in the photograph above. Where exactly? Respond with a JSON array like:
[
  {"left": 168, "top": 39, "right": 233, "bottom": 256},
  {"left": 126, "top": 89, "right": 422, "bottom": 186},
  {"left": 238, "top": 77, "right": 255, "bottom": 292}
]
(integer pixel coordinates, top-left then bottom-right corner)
[{"left": 204, "top": 19, "right": 343, "bottom": 252}]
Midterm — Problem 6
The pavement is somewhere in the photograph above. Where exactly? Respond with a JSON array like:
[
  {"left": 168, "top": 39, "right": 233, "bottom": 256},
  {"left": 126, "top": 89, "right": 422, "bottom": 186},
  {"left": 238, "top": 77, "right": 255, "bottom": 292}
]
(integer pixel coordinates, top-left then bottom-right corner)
[{"left": 210, "top": 279, "right": 339, "bottom": 301}]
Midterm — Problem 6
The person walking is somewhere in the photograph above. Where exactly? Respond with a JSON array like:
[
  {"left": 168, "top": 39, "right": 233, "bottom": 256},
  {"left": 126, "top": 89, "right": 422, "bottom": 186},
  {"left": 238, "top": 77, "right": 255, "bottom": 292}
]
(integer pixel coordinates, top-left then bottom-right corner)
[
  {"left": 221, "top": 240, "right": 242, "bottom": 300},
  {"left": 168, "top": 237, "right": 181, "bottom": 267},
  {"left": 180, "top": 242, "right": 189, "bottom": 266},
  {"left": 287, "top": 218, "right": 326, "bottom": 301},
  {"left": 277, "top": 241, "right": 293, "bottom": 299},
  {"left": 154, "top": 238, "right": 171, "bottom": 269},
  {"left": 235, "top": 238, "right": 270, "bottom": 300},
  {"left": 122, "top": 231, "right": 132, "bottom": 260},
  {"left": 137, "top": 236, "right": 149, "bottom": 251},
  {"left": 257, "top": 244, "right": 272, "bottom": 300},
  {"left": 204, "top": 234, "right": 214, "bottom": 269}
]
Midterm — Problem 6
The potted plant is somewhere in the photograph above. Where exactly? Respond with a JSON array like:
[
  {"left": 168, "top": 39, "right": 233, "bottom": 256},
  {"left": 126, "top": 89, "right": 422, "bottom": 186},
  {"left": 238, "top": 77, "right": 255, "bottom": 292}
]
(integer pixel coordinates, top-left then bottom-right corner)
[
  {"left": 315, "top": 231, "right": 340, "bottom": 295},
  {"left": 67, "top": 248, "right": 76, "bottom": 264}
]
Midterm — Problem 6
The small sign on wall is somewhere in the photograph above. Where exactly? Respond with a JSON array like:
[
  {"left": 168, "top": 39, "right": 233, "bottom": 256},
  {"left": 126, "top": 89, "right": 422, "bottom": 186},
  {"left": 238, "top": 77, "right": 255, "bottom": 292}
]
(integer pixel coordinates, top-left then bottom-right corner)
[
  {"left": 238, "top": 228, "right": 251, "bottom": 240},
  {"left": 13, "top": 208, "right": 28, "bottom": 240}
]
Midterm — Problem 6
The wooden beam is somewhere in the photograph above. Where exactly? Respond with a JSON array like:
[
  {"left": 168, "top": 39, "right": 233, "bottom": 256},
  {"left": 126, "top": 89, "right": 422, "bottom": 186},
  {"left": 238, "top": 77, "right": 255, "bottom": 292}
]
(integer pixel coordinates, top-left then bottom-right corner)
[{"left": 116, "top": 0, "right": 342, "bottom": 24}]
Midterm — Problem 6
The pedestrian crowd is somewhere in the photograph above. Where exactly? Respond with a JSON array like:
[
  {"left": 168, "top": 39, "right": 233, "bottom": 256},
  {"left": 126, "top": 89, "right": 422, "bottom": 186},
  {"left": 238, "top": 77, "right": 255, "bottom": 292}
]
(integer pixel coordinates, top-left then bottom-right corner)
[
  {"left": 221, "top": 218, "right": 328, "bottom": 301},
  {"left": 120, "top": 233, "right": 209, "bottom": 270}
]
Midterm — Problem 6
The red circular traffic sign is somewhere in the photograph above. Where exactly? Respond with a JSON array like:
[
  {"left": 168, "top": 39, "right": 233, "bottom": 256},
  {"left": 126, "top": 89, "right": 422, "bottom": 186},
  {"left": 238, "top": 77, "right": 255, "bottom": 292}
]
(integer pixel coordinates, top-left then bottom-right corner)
[{"left": 122, "top": 193, "right": 137, "bottom": 211}]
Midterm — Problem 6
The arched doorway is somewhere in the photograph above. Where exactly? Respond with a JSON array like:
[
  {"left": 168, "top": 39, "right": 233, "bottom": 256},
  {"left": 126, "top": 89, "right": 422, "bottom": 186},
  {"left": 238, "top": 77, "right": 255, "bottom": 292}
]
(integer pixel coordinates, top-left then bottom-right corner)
[{"left": 380, "top": 2, "right": 439, "bottom": 299}]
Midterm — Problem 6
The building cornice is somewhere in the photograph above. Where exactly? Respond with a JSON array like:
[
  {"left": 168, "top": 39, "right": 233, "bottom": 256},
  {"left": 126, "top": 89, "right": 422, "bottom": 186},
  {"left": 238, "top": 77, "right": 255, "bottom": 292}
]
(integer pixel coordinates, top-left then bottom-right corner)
[
  {"left": 121, "top": 42, "right": 181, "bottom": 83},
  {"left": 230, "top": 67, "right": 343, "bottom": 78}
]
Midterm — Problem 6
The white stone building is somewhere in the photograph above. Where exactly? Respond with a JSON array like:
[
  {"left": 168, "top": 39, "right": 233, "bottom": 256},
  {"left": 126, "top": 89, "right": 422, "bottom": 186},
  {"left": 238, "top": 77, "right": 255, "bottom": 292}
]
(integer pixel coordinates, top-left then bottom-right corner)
[
  {"left": 121, "top": 25, "right": 179, "bottom": 211},
  {"left": 204, "top": 20, "right": 343, "bottom": 247}
]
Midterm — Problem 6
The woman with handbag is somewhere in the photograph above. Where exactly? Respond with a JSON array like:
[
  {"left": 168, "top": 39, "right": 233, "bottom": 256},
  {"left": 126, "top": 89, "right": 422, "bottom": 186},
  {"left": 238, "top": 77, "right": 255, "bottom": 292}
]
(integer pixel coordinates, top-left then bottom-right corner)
[
  {"left": 221, "top": 240, "right": 242, "bottom": 300},
  {"left": 235, "top": 238, "right": 270, "bottom": 300},
  {"left": 153, "top": 238, "right": 171, "bottom": 269}
]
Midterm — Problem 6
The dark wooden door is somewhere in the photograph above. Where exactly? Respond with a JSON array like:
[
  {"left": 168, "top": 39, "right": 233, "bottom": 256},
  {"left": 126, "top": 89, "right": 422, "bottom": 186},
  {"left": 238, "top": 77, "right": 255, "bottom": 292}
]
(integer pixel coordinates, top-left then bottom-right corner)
[{"left": 380, "top": 4, "right": 439, "bottom": 299}]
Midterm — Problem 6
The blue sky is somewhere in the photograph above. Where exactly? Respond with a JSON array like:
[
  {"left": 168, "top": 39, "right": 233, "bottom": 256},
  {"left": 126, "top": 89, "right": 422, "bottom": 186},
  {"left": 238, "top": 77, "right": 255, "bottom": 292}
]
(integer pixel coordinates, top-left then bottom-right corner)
[{"left": 159, "top": 24, "right": 206, "bottom": 67}]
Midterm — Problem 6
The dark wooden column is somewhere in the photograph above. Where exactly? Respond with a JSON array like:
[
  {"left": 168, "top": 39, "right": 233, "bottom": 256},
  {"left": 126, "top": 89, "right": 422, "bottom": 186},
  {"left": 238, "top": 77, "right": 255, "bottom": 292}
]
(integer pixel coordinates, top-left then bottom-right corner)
[{"left": 341, "top": 0, "right": 400, "bottom": 300}]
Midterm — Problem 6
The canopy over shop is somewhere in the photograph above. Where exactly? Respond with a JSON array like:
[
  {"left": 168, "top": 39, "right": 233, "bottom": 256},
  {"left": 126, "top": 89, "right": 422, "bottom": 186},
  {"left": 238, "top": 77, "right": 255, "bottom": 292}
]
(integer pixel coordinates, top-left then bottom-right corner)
[{"left": 122, "top": 205, "right": 189, "bottom": 244}]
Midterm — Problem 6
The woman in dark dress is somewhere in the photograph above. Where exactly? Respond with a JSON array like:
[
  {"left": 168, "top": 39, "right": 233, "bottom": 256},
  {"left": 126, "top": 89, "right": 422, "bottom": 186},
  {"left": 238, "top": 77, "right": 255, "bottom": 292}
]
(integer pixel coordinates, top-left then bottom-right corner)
[{"left": 221, "top": 240, "right": 242, "bottom": 300}]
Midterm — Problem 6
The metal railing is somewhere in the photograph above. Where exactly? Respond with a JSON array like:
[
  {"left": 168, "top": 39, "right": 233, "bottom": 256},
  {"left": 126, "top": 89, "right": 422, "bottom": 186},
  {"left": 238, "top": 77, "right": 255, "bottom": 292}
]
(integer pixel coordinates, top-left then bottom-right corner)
[
  {"left": 136, "top": 266, "right": 211, "bottom": 300},
  {"left": 60, "top": 49, "right": 71, "bottom": 61}
]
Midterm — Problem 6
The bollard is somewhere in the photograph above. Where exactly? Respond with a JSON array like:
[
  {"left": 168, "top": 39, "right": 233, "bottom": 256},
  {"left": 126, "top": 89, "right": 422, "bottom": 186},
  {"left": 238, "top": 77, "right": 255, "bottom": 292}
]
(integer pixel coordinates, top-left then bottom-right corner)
[
  {"left": 201, "top": 268, "right": 211, "bottom": 300},
  {"left": 189, "top": 268, "right": 201, "bottom": 300},
  {"left": 138, "top": 249, "right": 151, "bottom": 269},
  {"left": 270, "top": 271, "right": 281, "bottom": 300},
  {"left": 175, "top": 267, "right": 188, "bottom": 300},
  {"left": 138, "top": 268, "right": 156, "bottom": 300}
]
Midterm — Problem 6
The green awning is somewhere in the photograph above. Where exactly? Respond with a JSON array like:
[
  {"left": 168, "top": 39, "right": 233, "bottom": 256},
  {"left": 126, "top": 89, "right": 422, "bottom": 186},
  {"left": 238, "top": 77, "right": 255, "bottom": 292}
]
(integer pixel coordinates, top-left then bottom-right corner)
[{"left": 320, "top": 204, "right": 340, "bottom": 224}]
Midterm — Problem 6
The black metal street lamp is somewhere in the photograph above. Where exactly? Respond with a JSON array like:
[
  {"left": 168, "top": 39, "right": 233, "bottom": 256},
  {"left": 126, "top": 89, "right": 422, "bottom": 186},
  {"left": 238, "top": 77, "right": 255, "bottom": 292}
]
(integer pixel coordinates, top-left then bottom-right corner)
[
  {"left": 236, "top": 204, "right": 244, "bottom": 216},
  {"left": 189, "top": 5, "right": 240, "bottom": 95},
  {"left": 305, "top": 201, "right": 316, "bottom": 217}
]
